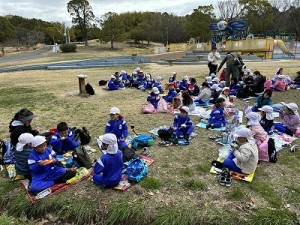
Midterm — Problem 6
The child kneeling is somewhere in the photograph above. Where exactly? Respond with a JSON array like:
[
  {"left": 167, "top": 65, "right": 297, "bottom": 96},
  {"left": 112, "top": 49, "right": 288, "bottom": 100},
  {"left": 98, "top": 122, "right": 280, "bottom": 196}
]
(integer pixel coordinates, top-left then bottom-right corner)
[
  {"left": 28, "top": 136, "right": 76, "bottom": 193},
  {"left": 92, "top": 133, "right": 123, "bottom": 187},
  {"left": 173, "top": 106, "right": 194, "bottom": 140}
]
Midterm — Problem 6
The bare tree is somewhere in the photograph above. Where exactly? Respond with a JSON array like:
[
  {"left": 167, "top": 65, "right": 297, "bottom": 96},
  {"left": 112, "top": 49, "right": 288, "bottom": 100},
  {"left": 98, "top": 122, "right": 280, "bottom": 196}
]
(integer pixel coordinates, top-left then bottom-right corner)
[
  {"left": 269, "top": 0, "right": 292, "bottom": 12},
  {"left": 216, "top": 0, "right": 241, "bottom": 21}
]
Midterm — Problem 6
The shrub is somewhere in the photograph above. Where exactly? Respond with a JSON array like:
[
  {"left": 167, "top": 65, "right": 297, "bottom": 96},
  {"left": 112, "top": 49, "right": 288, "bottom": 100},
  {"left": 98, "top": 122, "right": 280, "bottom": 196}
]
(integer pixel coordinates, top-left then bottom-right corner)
[{"left": 60, "top": 43, "right": 77, "bottom": 53}]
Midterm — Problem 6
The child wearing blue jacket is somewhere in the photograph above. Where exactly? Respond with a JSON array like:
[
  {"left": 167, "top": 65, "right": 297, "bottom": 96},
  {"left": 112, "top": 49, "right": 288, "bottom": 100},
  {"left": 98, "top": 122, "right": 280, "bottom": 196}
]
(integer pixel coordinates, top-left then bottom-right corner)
[
  {"left": 108, "top": 75, "right": 120, "bottom": 90},
  {"left": 143, "top": 73, "right": 155, "bottom": 90},
  {"left": 49, "top": 122, "right": 79, "bottom": 154},
  {"left": 252, "top": 89, "right": 273, "bottom": 112},
  {"left": 92, "top": 133, "right": 123, "bottom": 187},
  {"left": 206, "top": 97, "right": 226, "bottom": 129},
  {"left": 28, "top": 136, "right": 75, "bottom": 193},
  {"left": 163, "top": 83, "right": 178, "bottom": 103},
  {"left": 153, "top": 76, "right": 164, "bottom": 94},
  {"left": 173, "top": 106, "right": 194, "bottom": 140},
  {"left": 147, "top": 87, "right": 161, "bottom": 109},
  {"left": 105, "top": 107, "right": 128, "bottom": 149},
  {"left": 178, "top": 76, "right": 189, "bottom": 91}
]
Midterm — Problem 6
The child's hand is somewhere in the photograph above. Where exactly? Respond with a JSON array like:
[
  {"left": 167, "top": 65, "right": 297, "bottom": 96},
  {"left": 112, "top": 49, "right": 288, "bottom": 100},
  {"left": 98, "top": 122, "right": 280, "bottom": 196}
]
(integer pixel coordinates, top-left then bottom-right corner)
[
  {"left": 60, "top": 136, "right": 66, "bottom": 140},
  {"left": 181, "top": 124, "right": 187, "bottom": 128}
]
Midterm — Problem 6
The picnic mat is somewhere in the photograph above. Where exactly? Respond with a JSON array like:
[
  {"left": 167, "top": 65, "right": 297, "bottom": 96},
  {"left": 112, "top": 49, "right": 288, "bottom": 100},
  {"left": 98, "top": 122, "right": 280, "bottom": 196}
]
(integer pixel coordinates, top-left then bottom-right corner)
[
  {"left": 113, "top": 155, "right": 154, "bottom": 191},
  {"left": 196, "top": 122, "right": 226, "bottom": 131},
  {"left": 270, "top": 133, "right": 298, "bottom": 152},
  {"left": 21, "top": 169, "right": 91, "bottom": 204},
  {"left": 148, "top": 126, "right": 198, "bottom": 138},
  {"left": 210, "top": 157, "right": 256, "bottom": 182},
  {"left": 174, "top": 106, "right": 207, "bottom": 116}
]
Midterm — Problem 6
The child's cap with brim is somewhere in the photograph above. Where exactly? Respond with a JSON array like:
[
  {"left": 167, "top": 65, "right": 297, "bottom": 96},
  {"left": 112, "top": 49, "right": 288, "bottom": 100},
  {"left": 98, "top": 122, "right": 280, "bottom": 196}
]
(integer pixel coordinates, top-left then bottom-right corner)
[
  {"left": 179, "top": 106, "right": 189, "bottom": 114},
  {"left": 32, "top": 135, "right": 47, "bottom": 148}
]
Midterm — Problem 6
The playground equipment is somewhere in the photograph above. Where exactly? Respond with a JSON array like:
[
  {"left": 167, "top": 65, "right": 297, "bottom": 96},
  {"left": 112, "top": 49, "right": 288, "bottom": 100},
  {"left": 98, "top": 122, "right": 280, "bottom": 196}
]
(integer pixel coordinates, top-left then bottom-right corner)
[{"left": 207, "top": 20, "right": 295, "bottom": 59}]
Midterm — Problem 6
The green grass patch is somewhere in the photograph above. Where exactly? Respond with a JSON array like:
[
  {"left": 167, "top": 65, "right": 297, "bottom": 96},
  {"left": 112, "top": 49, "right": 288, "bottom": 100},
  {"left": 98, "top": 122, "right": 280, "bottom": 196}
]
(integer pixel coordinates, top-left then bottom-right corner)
[
  {"left": 58, "top": 198, "right": 97, "bottom": 225},
  {"left": 0, "top": 214, "right": 31, "bottom": 225},
  {"left": 153, "top": 207, "right": 198, "bottom": 225},
  {"left": 248, "top": 208, "right": 298, "bottom": 225},
  {"left": 196, "top": 163, "right": 211, "bottom": 175},
  {"left": 140, "top": 177, "right": 161, "bottom": 189},
  {"left": 183, "top": 179, "right": 206, "bottom": 190},
  {"left": 248, "top": 181, "right": 282, "bottom": 208},
  {"left": 0, "top": 87, "right": 56, "bottom": 109},
  {"left": 181, "top": 167, "right": 193, "bottom": 176},
  {"left": 227, "top": 187, "right": 246, "bottom": 201},
  {"left": 285, "top": 185, "right": 300, "bottom": 203},
  {"left": 0, "top": 180, "right": 20, "bottom": 205},
  {"left": 104, "top": 198, "right": 147, "bottom": 225}
]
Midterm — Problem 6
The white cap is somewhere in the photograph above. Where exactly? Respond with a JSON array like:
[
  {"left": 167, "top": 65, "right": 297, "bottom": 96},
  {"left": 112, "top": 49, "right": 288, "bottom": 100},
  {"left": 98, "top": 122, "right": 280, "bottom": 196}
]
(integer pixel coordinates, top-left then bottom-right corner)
[
  {"left": 244, "top": 69, "right": 252, "bottom": 75},
  {"left": 286, "top": 103, "right": 299, "bottom": 115},
  {"left": 109, "top": 107, "right": 120, "bottom": 115},
  {"left": 32, "top": 135, "right": 47, "bottom": 148},
  {"left": 183, "top": 76, "right": 189, "bottom": 81},
  {"left": 132, "top": 71, "right": 137, "bottom": 75},
  {"left": 146, "top": 73, "right": 151, "bottom": 78},
  {"left": 260, "top": 106, "right": 274, "bottom": 120},
  {"left": 16, "top": 133, "right": 34, "bottom": 151},
  {"left": 206, "top": 76, "right": 212, "bottom": 82},
  {"left": 156, "top": 76, "right": 162, "bottom": 81},
  {"left": 234, "top": 127, "right": 255, "bottom": 145},
  {"left": 222, "top": 87, "right": 230, "bottom": 92},
  {"left": 212, "top": 77, "right": 220, "bottom": 83},
  {"left": 135, "top": 67, "right": 141, "bottom": 72},
  {"left": 98, "top": 133, "right": 118, "bottom": 154},
  {"left": 278, "top": 74, "right": 285, "bottom": 79},
  {"left": 210, "top": 73, "right": 216, "bottom": 78},
  {"left": 172, "top": 72, "right": 177, "bottom": 75},
  {"left": 111, "top": 75, "right": 116, "bottom": 79},
  {"left": 246, "top": 112, "right": 261, "bottom": 126},
  {"left": 152, "top": 87, "right": 160, "bottom": 94},
  {"left": 211, "top": 84, "right": 221, "bottom": 91},
  {"left": 120, "top": 70, "right": 126, "bottom": 74},
  {"left": 179, "top": 106, "right": 189, "bottom": 114}
]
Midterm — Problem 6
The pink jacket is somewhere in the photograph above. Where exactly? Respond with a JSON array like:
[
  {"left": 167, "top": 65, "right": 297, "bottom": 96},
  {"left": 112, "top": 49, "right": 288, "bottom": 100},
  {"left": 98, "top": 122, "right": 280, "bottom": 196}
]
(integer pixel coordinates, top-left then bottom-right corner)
[
  {"left": 274, "top": 80, "right": 287, "bottom": 91},
  {"left": 279, "top": 112, "right": 300, "bottom": 132},
  {"left": 250, "top": 125, "right": 268, "bottom": 144}
]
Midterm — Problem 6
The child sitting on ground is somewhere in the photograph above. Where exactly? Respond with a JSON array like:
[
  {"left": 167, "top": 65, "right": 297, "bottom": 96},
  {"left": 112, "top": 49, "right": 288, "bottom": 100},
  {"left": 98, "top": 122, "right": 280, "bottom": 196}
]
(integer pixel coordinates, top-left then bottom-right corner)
[
  {"left": 173, "top": 106, "right": 194, "bottom": 141},
  {"left": 229, "top": 77, "right": 238, "bottom": 96},
  {"left": 105, "top": 107, "right": 128, "bottom": 149},
  {"left": 15, "top": 133, "right": 34, "bottom": 179},
  {"left": 163, "top": 83, "right": 178, "bottom": 103},
  {"left": 206, "top": 97, "right": 226, "bottom": 129},
  {"left": 210, "top": 84, "right": 222, "bottom": 104},
  {"left": 260, "top": 106, "right": 274, "bottom": 134},
  {"left": 143, "top": 73, "right": 154, "bottom": 90},
  {"left": 273, "top": 75, "right": 288, "bottom": 91},
  {"left": 195, "top": 82, "right": 211, "bottom": 107},
  {"left": 275, "top": 103, "right": 300, "bottom": 136},
  {"left": 251, "top": 89, "right": 273, "bottom": 112},
  {"left": 91, "top": 133, "right": 123, "bottom": 187},
  {"left": 107, "top": 75, "right": 120, "bottom": 90},
  {"left": 223, "top": 127, "right": 258, "bottom": 174},
  {"left": 245, "top": 112, "right": 268, "bottom": 146},
  {"left": 292, "top": 71, "right": 300, "bottom": 88},
  {"left": 178, "top": 76, "right": 189, "bottom": 91},
  {"left": 50, "top": 122, "right": 80, "bottom": 154},
  {"left": 180, "top": 92, "right": 196, "bottom": 112},
  {"left": 188, "top": 78, "right": 200, "bottom": 96},
  {"left": 147, "top": 87, "right": 161, "bottom": 109},
  {"left": 28, "top": 136, "right": 76, "bottom": 193},
  {"left": 153, "top": 76, "right": 164, "bottom": 94}
]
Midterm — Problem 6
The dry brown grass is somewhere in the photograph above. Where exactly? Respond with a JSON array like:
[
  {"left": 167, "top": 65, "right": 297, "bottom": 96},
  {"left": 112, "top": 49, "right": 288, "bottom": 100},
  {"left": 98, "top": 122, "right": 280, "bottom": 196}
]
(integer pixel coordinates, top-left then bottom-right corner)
[{"left": 0, "top": 60, "right": 300, "bottom": 224}]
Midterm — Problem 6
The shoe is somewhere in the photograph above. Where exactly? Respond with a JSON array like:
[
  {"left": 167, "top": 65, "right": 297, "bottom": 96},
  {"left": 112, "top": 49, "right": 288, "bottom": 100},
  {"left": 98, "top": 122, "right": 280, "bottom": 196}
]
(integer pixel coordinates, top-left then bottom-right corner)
[
  {"left": 291, "top": 145, "right": 298, "bottom": 152},
  {"left": 225, "top": 177, "right": 232, "bottom": 186},
  {"left": 209, "top": 136, "right": 217, "bottom": 140},
  {"left": 211, "top": 160, "right": 224, "bottom": 174},
  {"left": 218, "top": 174, "right": 226, "bottom": 186}
]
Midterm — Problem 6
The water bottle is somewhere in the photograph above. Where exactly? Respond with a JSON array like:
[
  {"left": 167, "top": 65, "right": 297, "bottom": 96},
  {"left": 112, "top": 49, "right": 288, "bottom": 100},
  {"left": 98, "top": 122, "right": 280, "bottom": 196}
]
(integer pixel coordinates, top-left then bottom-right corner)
[
  {"left": 221, "top": 132, "right": 228, "bottom": 144},
  {"left": 234, "top": 109, "right": 240, "bottom": 127}
]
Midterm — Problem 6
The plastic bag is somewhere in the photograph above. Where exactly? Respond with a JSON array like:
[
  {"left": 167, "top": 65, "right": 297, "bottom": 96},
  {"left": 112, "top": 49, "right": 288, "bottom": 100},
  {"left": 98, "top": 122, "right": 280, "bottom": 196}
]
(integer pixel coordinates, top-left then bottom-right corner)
[{"left": 218, "top": 145, "right": 231, "bottom": 159}]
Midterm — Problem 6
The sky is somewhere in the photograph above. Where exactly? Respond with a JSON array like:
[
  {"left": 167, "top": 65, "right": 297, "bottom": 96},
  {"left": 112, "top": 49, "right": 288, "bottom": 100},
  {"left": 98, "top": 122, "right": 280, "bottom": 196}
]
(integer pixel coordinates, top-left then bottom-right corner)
[{"left": 0, "top": 0, "right": 218, "bottom": 26}]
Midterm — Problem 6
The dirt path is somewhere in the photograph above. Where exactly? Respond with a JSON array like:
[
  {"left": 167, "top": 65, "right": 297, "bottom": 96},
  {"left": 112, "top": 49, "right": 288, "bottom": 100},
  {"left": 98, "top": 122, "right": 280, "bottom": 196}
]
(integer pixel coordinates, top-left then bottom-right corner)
[{"left": 0, "top": 45, "right": 51, "bottom": 64}]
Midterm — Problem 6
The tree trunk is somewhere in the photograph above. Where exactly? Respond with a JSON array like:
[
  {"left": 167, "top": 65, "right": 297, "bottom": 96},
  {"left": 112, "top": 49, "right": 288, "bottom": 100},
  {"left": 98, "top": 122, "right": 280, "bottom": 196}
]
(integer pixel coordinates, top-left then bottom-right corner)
[{"left": 110, "top": 40, "right": 114, "bottom": 49}]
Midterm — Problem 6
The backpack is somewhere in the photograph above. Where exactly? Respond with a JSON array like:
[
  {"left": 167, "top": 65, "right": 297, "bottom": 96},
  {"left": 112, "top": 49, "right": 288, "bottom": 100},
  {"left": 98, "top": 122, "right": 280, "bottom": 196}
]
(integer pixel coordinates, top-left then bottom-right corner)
[
  {"left": 121, "top": 148, "right": 139, "bottom": 163},
  {"left": 72, "top": 146, "right": 92, "bottom": 169},
  {"left": 268, "top": 138, "right": 277, "bottom": 163},
  {"left": 141, "top": 104, "right": 156, "bottom": 114},
  {"left": 98, "top": 80, "right": 108, "bottom": 86},
  {"left": 125, "top": 157, "right": 148, "bottom": 182},
  {"left": 72, "top": 127, "right": 91, "bottom": 145},
  {"left": 131, "top": 134, "right": 154, "bottom": 150},
  {"left": 0, "top": 140, "right": 14, "bottom": 164},
  {"left": 158, "top": 127, "right": 175, "bottom": 141},
  {"left": 85, "top": 83, "right": 95, "bottom": 95},
  {"left": 156, "top": 98, "right": 168, "bottom": 113}
]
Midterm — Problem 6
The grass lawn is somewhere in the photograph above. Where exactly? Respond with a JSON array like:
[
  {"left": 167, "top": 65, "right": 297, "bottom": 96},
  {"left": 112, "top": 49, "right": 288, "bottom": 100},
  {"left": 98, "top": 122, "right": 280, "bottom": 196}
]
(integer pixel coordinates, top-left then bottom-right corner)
[{"left": 0, "top": 60, "right": 300, "bottom": 225}]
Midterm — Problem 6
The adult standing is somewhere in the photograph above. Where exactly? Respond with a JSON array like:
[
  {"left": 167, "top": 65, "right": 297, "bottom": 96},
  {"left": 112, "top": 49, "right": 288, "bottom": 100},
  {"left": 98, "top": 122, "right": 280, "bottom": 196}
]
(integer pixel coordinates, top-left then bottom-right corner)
[
  {"left": 207, "top": 46, "right": 221, "bottom": 76},
  {"left": 217, "top": 52, "right": 242, "bottom": 87}
]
